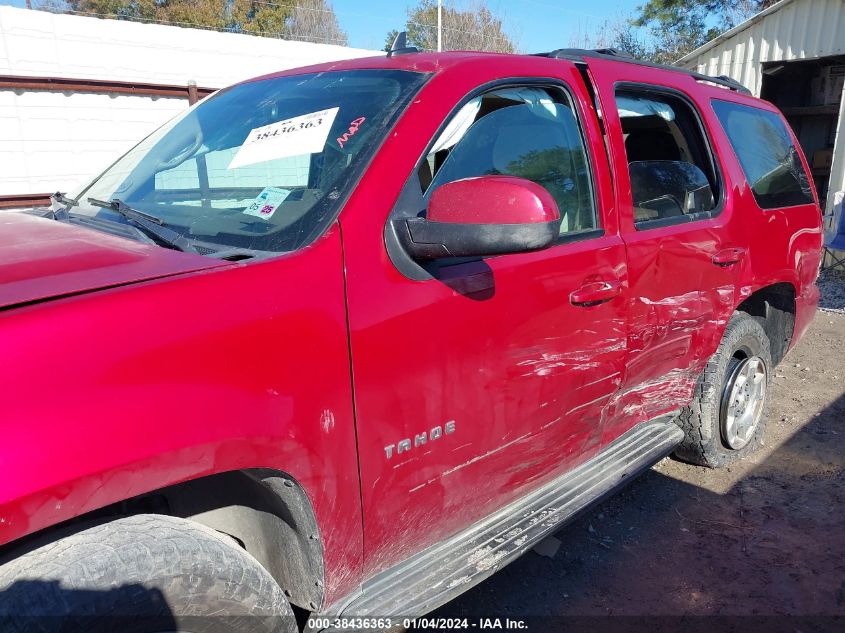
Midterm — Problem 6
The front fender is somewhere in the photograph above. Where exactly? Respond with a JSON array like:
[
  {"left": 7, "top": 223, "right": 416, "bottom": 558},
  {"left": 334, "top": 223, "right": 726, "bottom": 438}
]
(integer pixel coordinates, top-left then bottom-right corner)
[{"left": 0, "top": 225, "right": 362, "bottom": 603}]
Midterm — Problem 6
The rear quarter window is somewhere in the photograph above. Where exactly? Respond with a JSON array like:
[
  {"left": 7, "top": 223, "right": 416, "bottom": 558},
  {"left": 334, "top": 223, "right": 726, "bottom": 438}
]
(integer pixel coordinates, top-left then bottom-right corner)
[{"left": 711, "top": 99, "right": 814, "bottom": 210}]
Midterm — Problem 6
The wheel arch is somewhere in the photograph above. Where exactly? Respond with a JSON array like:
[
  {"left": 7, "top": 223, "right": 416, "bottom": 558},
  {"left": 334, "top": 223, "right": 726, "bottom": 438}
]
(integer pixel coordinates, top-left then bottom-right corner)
[
  {"left": 156, "top": 468, "right": 324, "bottom": 611},
  {"left": 735, "top": 281, "right": 796, "bottom": 366},
  {"left": 0, "top": 468, "right": 326, "bottom": 612}
]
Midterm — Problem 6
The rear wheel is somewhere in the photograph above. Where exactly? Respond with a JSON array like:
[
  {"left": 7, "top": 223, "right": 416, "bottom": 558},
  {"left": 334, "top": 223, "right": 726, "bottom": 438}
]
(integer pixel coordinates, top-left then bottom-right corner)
[
  {"left": 675, "top": 312, "right": 772, "bottom": 467},
  {"left": 0, "top": 514, "right": 296, "bottom": 633}
]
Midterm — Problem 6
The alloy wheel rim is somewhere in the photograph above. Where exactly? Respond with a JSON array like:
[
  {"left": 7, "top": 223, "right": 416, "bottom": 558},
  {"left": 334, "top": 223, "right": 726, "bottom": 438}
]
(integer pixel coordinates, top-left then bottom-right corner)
[{"left": 721, "top": 355, "right": 767, "bottom": 450}]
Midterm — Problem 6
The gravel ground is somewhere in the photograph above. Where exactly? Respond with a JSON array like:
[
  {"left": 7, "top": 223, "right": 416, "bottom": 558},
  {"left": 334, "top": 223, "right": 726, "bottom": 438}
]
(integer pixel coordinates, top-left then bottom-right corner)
[
  {"left": 431, "top": 310, "right": 845, "bottom": 630},
  {"left": 818, "top": 268, "right": 845, "bottom": 313}
]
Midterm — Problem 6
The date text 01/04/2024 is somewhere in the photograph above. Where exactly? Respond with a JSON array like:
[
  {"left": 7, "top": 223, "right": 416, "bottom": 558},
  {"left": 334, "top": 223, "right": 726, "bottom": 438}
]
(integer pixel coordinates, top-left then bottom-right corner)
[{"left": 306, "top": 617, "right": 529, "bottom": 630}]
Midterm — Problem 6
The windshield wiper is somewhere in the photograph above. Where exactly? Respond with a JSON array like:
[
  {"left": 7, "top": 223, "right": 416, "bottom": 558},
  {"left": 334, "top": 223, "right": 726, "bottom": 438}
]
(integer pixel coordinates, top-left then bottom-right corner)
[
  {"left": 50, "top": 191, "right": 78, "bottom": 220},
  {"left": 88, "top": 197, "right": 165, "bottom": 224},
  {"left": 87, "top": 197, "right": 194, "bottom": 253},
  {"left": 52, "top": 191, "right": 78, "bottom": 207}
]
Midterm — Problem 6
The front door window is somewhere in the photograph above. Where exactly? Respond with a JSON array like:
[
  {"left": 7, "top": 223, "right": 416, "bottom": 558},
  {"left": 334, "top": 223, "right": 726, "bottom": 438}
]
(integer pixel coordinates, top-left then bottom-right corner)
[{"left": 421, "top": 86, "right": 597, "bottom": 235}]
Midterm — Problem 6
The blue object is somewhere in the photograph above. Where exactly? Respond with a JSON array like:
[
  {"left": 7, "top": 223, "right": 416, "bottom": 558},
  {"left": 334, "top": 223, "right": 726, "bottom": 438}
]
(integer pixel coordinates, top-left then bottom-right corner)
[
  {"left": 824, "top": 205, "right": 845, "bottom": 271},
  {"left": 827, "top": 209, "right": 845, "bottom": 249}
]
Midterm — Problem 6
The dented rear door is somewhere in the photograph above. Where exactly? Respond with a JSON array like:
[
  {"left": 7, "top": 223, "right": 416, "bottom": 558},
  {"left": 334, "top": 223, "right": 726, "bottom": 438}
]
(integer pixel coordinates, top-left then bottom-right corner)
[{"left": 586, "top": 57, "right": 745, "bottom": 436}]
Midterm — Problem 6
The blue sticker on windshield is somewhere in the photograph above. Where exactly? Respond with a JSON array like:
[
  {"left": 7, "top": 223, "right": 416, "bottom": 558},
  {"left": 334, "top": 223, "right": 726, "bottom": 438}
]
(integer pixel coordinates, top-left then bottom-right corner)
[{"left": 243, "top": 186, "right": 291, "bottom": 220}]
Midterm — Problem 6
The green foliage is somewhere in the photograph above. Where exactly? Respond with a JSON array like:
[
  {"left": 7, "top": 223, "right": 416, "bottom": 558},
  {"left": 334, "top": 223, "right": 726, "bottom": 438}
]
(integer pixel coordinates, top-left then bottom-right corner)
[
  {"left": 36, "top": 0, "right": 347, "bottom": 42},
  {"left": 503, "top": 146, "right": 594, "bottom": 231},
  {"left": 626, "top": 0, "right": 772, "bottom": 63},
  {"left": 42, "top": 0, "right": 292, "bottom": 32},
  {"left": 384, "top": 29, "right": 400, "bottom": 52},
  {"left": 504, "top": 147, "right": 569, "bottom": 184}
]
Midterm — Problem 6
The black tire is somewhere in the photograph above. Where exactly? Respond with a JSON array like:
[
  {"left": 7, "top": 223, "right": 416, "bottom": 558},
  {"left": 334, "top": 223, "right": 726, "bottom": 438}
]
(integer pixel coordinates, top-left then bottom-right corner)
[
  {"left": 0, "top": 514, "right": 297, "bottom": 633},
  {"left": 674, "top": 312, "right": 773, "bottom": 468}
]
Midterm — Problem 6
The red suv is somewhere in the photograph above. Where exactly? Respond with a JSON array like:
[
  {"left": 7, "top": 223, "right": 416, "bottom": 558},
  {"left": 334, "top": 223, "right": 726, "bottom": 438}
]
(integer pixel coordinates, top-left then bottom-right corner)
[{"left": 0, "top": 48, "right": 823, "bottom": 632}]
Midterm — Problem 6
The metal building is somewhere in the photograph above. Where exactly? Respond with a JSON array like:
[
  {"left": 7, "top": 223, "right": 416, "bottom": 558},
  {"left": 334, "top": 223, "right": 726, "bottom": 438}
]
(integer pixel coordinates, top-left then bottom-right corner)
[
  {"left": 0, "top": 6, "right": 380, "bottom": 209},
  {"left": 678, "top": 0, "right": 845, "bottom": 242}
]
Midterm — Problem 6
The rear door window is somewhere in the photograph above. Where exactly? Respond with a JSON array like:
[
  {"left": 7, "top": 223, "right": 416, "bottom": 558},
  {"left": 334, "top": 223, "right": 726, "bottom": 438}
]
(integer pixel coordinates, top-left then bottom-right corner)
[
  {"left": 711, "top": 100, "right": 814, "bottom": 209},
  {"left": 615, "top": 88, "right": 720, "bottom": 227}
]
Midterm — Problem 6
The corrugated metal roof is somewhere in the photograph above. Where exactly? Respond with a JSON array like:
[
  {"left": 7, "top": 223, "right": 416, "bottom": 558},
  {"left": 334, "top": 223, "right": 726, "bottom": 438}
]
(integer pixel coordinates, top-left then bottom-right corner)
[
  {"left": 678, "top": 0, "right": 845, "bottom": 96},
  {"left": 676, "top": 0, "right": 845, "bottom": 216},
  {"left": 676, "top": 0, "right": 797, "bottom": 65}
]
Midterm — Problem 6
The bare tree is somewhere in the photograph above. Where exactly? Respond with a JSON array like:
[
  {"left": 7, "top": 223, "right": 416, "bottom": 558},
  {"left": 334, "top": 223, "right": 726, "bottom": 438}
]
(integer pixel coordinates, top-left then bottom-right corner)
[
  {"left": 569, "top": 16, "right": 652, "bottom": 61},
  {"left": 398, "top": 0, "right": 517, "bottom": 54},
  {"left": 572, "top": 0, "right": 768, "bottom": 65},
  {"left": 285, "top": 0, "right": 348, "bottom": 46}
]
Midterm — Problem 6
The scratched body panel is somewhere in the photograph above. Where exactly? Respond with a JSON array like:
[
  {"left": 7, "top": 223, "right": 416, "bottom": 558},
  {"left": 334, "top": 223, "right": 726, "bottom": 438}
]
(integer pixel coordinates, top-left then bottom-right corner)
[
  {"left": 0, "top": 227, "right": 363, "bottom": 605},
  {"left": 339, "top": 55, "right": 628, "bottom": 576},
  {"left": 0, "top": 50, "right": 825, "bottom": 617},
  {"left": 585, "top": 56, "right": 822, "bottom": 440}
]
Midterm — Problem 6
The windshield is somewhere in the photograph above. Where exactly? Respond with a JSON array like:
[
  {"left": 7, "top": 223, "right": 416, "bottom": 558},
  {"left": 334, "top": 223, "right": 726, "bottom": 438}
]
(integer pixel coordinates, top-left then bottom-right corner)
[{"left": 70, "top": 69, "right": 426, "bottom": 253}]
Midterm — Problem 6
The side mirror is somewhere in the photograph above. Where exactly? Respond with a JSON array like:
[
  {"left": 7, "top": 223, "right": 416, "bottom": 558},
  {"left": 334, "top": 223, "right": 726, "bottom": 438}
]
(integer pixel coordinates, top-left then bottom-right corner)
[{"left": 398, "top": 176, "right": 561, "bottom": 260}]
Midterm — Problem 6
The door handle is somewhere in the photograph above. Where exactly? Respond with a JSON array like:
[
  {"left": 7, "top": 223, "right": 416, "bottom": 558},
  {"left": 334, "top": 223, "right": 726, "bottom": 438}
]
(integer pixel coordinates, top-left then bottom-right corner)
[
  {"left": 570, "top": 279, "right": 623, "bottom": 306},
  {"left": 712, "top": 247, "right": 746, "bottom": 266}
]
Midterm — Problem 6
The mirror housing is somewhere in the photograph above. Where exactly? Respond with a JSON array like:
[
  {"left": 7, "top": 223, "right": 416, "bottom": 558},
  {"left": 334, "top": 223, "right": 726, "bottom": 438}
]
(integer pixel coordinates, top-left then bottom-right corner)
[{"left": 399, "top": 176, "right": 561, "bottom": 261}]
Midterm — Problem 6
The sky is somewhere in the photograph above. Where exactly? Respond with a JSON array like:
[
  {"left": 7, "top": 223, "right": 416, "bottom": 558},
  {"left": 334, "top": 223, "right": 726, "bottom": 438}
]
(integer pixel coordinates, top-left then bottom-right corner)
[
  {"left": 333, "top": 0, "right": 640, "bottom": 51},
  {"left": 0, "top": 0, "right": 642, "bottom": 52}
]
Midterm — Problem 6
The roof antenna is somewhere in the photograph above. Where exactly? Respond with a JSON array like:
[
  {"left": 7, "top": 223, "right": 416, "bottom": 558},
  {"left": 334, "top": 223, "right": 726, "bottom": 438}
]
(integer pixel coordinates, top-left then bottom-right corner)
[{"left": 388, "top": 31, "right": 418, "bottom": 57}]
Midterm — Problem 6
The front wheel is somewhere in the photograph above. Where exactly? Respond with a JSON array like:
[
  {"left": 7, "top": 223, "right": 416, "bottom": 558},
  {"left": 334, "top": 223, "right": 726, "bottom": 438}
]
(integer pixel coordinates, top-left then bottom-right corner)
[
  {"left": 0, "top": 514, "right": 297, "bottom": 633},
  {"left": 674, "top": 312, "right": 772, "bottom": 468}
]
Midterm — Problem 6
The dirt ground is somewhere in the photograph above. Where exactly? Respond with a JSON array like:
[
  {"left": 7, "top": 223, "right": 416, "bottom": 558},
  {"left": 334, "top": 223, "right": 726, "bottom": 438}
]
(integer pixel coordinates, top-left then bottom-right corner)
[{"left": 431, "top": 311, "right": 845, "bottom": 628}]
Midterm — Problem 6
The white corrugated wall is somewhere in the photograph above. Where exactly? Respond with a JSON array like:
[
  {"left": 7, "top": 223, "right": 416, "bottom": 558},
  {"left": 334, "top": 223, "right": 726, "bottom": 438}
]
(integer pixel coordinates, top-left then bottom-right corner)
[
  {"left": 0, "top": 6, "right": 382, "bottom": 198},
  {"left": 678, "top": 0, "right": 845, "bottom": 220},
  {"left": 827, "top": 89, "right": 845, "bottom": 238},
  {"left": 679, "top": 0, "right": 845, "bottom": 96}
]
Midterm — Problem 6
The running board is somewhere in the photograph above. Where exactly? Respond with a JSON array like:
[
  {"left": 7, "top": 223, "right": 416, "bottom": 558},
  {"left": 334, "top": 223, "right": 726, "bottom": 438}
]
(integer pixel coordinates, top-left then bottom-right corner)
[{"left": 324, "top": 418, "right": 683, "bottom": 625}]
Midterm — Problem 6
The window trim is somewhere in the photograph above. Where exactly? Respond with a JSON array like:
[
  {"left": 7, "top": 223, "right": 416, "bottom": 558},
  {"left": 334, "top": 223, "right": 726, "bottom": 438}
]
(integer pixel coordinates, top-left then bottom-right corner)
[
  {"left": 710, "top": 97, "right": 817, "bottom": 212},
  {"left": 384, "top": 76, "right": 606, "bottom": 281},
  {"left": 613, "top": 81, "right": 727, "bottom": 232}
]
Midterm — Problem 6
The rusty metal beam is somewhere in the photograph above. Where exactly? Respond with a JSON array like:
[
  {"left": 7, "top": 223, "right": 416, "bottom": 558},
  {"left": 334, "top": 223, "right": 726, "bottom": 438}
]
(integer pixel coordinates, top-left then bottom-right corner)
[
  {"left": 0, "top": 76, "right": 218, "bottom": 209},
  {"left": 187, "top": 80, "right": 199, "bottom": 105},
  {"left": 0, "top": 193, "right": 52, "bottom": 210},
  {"left": 0, "top": 75, "right": 215, "bottom": 100}
]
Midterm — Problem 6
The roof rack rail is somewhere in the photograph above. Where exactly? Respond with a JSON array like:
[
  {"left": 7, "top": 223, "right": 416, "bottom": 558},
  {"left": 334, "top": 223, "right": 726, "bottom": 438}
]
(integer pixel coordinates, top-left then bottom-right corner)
[
  {"left": 535, "top": 48, "right": 752, "bottom": 95},
  {"left": 700, "top": 73, "right": 750, "bottom": 93}
]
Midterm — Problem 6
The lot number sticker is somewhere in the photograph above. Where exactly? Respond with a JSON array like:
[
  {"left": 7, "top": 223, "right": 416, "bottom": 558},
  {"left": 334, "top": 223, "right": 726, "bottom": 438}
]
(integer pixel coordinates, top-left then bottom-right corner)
[
  {"left": 243, "top": 186, "right": 292, "bottom": 220},
  {"left": 228, "top": 107, "right": 339, "bottom": 169}
]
